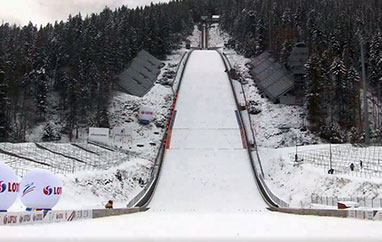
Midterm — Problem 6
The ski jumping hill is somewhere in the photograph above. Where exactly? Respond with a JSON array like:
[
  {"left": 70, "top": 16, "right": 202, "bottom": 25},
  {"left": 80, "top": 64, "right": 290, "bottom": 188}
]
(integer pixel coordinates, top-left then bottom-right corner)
[{"left": 148, "top": 50, "right": 266, "bottom": 212}]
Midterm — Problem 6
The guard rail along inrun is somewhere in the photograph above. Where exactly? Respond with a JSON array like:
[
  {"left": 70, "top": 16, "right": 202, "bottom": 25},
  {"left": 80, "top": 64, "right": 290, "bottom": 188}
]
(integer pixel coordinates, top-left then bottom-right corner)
[
  {"left": 126, "top": 50, "right": 193, "bottom": 208},
  {"left": 217, "top": 50, "right": 288, "bottom": 208}
]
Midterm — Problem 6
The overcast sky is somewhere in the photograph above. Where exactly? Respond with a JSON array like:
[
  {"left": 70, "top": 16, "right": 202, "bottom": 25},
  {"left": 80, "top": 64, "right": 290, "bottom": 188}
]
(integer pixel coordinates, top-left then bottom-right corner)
[{"left": 0, "top": 0, "right": 170, "bottom": 26}]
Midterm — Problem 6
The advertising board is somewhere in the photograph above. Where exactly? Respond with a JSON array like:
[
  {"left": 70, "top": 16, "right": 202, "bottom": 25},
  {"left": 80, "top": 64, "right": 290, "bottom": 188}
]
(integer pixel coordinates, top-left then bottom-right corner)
[
  {"left": 89, "top": 127, "right": 110, "bottom": 144},
  {"left": 0, "top": 210, "right": 93, "bottom": 226}
]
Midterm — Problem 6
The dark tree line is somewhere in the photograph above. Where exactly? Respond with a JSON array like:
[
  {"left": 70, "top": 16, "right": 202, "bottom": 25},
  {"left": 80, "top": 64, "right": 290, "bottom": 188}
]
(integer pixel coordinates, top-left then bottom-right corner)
[{"left": 0, "top": 2, "right": 194, "bottom": 142}]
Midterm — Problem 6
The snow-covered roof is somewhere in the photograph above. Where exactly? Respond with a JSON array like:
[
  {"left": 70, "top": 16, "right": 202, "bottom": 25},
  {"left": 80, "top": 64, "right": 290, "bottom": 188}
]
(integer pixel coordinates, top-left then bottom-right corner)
[
  {"left": 251, "top": 52, "right": 294, "bottom": 103},
  {"left": 116, "top": 50, "right": 163, "bottom": 97}
]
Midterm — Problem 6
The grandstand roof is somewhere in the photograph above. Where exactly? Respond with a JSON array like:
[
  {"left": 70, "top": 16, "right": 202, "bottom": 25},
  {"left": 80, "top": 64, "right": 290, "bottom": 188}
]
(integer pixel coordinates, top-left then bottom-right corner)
[
  {"left": 116, "top": 50, "right": 163, "bottom": 97},
  {"left": 250, "top": 52, "right": 294, "bottom": 103}
]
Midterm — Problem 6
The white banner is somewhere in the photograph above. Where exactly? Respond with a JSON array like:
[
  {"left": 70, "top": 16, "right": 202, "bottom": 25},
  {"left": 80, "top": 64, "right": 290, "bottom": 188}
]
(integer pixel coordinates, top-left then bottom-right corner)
[
  {"left": 348, "top": 210, "right": 356, "bottom": 218},
  {"left": 89, "top": 128, "right": 110, "bottom": 144},
  {"left": 0, "top": 209, "right": 92, "bottom": 226},
  {"left": 365, "top": 211, "right": 374, "bottom": 220},
  {"left": 355, "top": 210, "right": 366, "bottom": 219},
  {"left": 0, "top": 211, "right": 44, "bottom": 226},
  {"left": 112, "top": 127, "right": 131, "bottom": 143}
]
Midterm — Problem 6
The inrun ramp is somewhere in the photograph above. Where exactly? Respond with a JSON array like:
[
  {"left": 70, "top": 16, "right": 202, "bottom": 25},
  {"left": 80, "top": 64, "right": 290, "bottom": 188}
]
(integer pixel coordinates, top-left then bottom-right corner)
[{"left": 149, "top": 50, "right": 266, "bottom": 212}]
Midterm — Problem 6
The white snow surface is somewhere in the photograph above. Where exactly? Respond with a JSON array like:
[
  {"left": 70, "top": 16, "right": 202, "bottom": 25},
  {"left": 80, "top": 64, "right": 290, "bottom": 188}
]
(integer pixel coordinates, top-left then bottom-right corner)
[{"left": 149, "top": 50, "right": 265, "bottom": 212}]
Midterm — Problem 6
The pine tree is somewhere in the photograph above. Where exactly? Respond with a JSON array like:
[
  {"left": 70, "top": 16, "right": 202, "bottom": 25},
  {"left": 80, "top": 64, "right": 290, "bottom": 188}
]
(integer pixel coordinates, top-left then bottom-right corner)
[
  {"left": 329, "top": 57, "right": 347, "bottom": 126},
  {"left": 304, "top": 54, "right": 325, "bottom": 130},
  {"left": 0, "top": 71, "right": 9, "bottom": 141}
]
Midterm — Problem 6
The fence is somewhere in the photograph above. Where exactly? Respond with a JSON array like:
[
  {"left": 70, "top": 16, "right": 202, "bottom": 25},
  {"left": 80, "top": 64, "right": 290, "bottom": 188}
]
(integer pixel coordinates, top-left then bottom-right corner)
[
  {"left": 0, "top": 207, "right": 145, "bottom": 226},
  {"left": 0, "top": 142, "right": 129, "bottom": 177},
  {"left": 290, "top": 144, "right": 382, "bottom": 178},
  {"left": 311, "top": 195, "right": 382, "bottom": 208}
]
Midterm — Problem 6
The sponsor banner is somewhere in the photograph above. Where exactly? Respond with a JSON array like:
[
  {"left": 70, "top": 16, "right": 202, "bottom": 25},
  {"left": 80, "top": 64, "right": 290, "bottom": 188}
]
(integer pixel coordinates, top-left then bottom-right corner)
[
  {"left": 112, "top": 127, "right": 130, "bottom": 137},
  {"left": 1, "top": 212, "right": 44, "bottom": 226},
  {"left": 49, "top": 210, "right": 93, "bottom": 223},
  {"left": 366, "top": 211, "right": 375, "bottom": 220},
  {"left": 112, "top": 127, "right": 131, "bottom": 144},
  {"left": 0, "top": 210, "right": 93, "bottom": 226},
  {"left": 138, "top": 106, "right": 154, "bottom": 124},
  {"left": 355, "top": 210, "right": 366, "bottom": 219},
  {"left": 75, "top": 210, "right": 92, "bottom": 220},
  {"left": 89, "top": 127, "right": 110, "bottom": 144},
  {"left": 348, "top": 210, "right": 356, "bottom": 218}
]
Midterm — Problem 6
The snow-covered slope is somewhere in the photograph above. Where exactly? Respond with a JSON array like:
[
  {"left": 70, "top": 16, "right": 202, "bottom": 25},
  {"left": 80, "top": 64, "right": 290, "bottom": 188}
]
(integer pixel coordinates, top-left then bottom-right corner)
[{"left": 149, "top": 50, "right": 265, "bottom": 212}]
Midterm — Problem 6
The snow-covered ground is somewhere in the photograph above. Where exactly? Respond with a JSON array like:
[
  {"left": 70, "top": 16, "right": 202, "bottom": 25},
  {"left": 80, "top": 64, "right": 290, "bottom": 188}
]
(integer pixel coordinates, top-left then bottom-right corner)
[
  {"left": 9, "top": 157, "right": 152, "bottom": 212},
  {"left": 259, "top": 145, "right": 382, "bottom": 208},
  {"left": 108, "top": 49, "right": 187, "bottom": 160}
]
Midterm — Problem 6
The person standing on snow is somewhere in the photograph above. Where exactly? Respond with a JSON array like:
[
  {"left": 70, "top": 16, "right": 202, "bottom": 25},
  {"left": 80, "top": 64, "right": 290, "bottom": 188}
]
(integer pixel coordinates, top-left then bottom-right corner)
[
  {"left": 350, "top": 163, "right": 354, "bottom": 171},
  {"left": 105, "top": 200, "right": 113, "bottom": 209}
]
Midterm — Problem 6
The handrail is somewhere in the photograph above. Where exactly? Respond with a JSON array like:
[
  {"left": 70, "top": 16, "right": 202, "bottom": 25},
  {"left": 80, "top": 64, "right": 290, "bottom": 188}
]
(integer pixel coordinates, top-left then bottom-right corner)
[
  {"left": 127, "top": 50, "right": 194, "bottom": 208},
  {"left": 217, "top": 49, "right": 286, "bottom": 208},
  {"left": 226, "top": 53, "right": 265, "bottom": 177}
]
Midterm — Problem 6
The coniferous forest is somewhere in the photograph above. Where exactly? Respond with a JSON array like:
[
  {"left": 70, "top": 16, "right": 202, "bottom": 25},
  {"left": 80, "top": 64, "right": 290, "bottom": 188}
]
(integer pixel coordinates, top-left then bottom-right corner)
[
  {"left": 0, "top": 2, "right": 195, "bottom": 142},
  {"left": 215, "top": 0, "right": 382, "bottom": 142},
  {"left": 0, "top": 0, "right": 382, "bottom": 143}
]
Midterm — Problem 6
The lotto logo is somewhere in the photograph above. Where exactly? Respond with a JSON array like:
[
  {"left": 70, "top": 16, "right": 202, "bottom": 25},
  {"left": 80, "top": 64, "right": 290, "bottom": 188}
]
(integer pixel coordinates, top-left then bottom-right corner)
[
  {"left": 43, "top": 186, "right": 62, "bottom": 196},
  {"left": 0, "top": 181, "right": 20, "bottom": 193}
]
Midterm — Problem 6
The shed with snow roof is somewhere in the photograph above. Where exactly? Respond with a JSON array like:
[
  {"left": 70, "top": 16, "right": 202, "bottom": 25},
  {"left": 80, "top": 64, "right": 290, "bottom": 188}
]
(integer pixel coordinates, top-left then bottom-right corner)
[{"left": 116, "top": 50, "right": 164, "bottom": 97}]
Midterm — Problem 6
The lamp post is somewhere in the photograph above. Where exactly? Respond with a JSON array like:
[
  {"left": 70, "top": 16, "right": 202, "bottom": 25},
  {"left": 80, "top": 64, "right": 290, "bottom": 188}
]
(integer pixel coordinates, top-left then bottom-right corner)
[
  {"left": 295, "top": 133, "right": 298, "bottom": 163},
  {"left": 360, "top": 38, "right": 370, "bottom": 144},
  {"left": 329, "top": 143, "right": 332, "bottom": 171}
]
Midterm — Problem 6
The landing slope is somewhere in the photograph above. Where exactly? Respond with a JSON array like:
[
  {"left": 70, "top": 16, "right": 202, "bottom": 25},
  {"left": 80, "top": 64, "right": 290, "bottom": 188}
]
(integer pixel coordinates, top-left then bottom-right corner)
[{"left": 149, "top": 50, "right": 266, "bottom": 212}]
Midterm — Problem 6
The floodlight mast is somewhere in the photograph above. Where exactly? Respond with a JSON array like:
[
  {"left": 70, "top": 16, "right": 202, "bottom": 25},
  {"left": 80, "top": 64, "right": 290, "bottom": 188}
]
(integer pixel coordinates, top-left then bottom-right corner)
[{"left": 360, "top": 39, "right": 370, "bottom": 145}]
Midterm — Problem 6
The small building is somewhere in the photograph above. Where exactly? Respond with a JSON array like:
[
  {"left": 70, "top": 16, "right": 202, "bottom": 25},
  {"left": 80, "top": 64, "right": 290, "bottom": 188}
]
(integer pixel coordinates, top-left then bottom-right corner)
[
  {"left": 287, "top": 42, "right": 309, "bottom": 76},
  {"left": 287, "top": 42, "right": 309, "bottom": 102}
]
